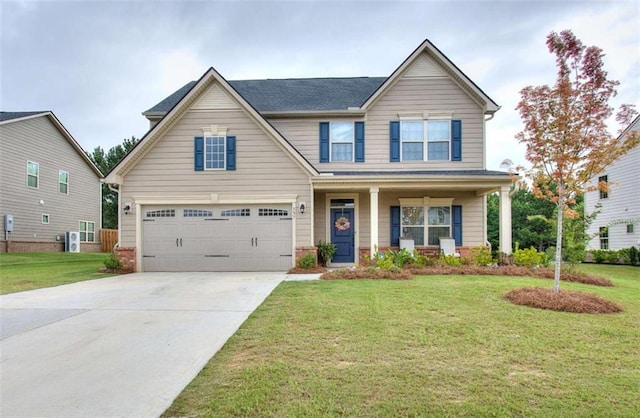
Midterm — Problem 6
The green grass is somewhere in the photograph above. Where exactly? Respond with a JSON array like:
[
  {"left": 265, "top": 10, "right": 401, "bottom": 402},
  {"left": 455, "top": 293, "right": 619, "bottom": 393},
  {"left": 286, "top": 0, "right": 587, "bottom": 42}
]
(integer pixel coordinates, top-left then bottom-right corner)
[
  {"left": 164, "top": 264, "right": 640, "bottom": 417},
  {"left": 0, "top": 252, "right": 116, "bottom": 294}
]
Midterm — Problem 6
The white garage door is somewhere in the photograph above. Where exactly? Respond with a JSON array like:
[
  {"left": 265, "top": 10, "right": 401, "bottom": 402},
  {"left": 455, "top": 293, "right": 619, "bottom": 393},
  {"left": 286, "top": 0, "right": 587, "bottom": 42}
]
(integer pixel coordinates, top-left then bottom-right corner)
[{"left": 142, "top": 205, "right": 293, "bottom": 271}]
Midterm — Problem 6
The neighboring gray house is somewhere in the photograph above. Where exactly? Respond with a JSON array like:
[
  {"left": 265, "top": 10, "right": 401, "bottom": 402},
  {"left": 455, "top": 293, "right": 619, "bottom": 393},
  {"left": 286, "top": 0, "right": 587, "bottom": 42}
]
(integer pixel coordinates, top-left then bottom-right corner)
[
  {"left": 585, "top": 115, "right": 640, "bottom": 250},
  {"left": 0, "top": 111, "right": 103, "bottom": 252},
  {"left": 105, "top": 39, "right": 515, "bottom": 272}
]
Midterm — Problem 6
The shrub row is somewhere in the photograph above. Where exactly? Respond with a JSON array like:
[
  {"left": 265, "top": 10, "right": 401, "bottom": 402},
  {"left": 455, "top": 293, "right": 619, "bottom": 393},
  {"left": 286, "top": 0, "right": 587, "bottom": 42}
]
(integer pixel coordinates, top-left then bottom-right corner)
[{"left": 588, "top": 247, "right": 639, "bottom": 265}]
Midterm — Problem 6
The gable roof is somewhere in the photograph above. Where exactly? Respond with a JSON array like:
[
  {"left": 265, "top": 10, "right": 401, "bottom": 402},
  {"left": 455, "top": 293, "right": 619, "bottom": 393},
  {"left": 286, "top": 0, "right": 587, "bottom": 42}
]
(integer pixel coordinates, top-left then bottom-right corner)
[
  {"left": 144, "top": 38, "right": 499, "bottom": 118},
  {"left": 106, "top": 67, "right": 320, "bottom": 184},
  {"left": 0, "top": 111, "right": 49, "bottom": 122},
  {"left": 360, "top": 39, "right": 499, "bottom": 114},
  {"left": 145, "top": 77, "right": 387, "bottom": 115},
  {"left": 0, "top": 111, "right": 103, "bottom": 177}
]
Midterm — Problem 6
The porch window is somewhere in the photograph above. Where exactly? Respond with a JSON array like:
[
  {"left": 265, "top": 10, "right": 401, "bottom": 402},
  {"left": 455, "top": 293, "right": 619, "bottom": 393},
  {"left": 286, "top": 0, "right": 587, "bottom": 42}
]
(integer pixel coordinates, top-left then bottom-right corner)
[{"left": 401, "top": 205, "right": 451, "bottom": 246}]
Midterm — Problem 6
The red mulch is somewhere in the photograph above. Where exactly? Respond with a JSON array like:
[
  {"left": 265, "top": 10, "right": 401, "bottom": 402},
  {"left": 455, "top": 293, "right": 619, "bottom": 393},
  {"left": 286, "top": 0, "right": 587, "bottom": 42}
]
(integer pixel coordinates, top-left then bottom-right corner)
[
  {"left": 504, "top": 287, "right": 623, "bottom": 314},
  {"left": 321, "top": 268, "right": 412, "bottom": 280},
  {"left": 407, "top": 265, "right": 613, "bottom": 287}
]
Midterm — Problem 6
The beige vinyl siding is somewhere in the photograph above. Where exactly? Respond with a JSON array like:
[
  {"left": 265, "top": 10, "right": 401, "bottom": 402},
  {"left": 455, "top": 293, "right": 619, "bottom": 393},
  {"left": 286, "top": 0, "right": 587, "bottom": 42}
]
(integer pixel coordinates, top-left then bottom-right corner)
[
  {"left": 0, "top": 116, "right": 101, "bottom": 243},
  {"left": 270, "top": 77, "right": 485, "bottom": 171},
  {"left": 120, "top": 109, "right": 311, "bottom": 247}
]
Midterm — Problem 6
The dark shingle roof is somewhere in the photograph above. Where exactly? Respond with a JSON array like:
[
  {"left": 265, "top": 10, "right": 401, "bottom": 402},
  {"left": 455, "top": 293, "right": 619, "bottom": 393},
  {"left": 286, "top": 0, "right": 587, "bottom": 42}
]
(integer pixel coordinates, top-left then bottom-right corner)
[
  {"left": 145, "top": 77, "right": 387, "bottom": 114},
  {"left": 0, "top": 111, "right": 48, "bottom": 122}
]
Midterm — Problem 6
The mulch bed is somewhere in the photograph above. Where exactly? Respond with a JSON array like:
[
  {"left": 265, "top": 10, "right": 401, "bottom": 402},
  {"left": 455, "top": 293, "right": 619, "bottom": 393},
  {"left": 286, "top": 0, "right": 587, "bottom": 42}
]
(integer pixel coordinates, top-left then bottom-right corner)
[
  {"left": 287, "top": 266, "right": 327, "bottom": 274},
  {"left": 504, "top": 287, "right": 623, "bottom": 314},
  {"left": 321, "top": 268, "right": 412, "bottom": 280},
  {"left": 407, "top": 265, "right": 613, "bottom": 287}
]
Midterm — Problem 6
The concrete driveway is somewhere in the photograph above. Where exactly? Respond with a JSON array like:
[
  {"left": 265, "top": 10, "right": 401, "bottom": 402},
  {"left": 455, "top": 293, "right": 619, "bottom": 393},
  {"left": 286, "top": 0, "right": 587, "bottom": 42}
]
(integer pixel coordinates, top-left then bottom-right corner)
[{"left": 0, "top": 272, "right": 285, "bottom": 417}]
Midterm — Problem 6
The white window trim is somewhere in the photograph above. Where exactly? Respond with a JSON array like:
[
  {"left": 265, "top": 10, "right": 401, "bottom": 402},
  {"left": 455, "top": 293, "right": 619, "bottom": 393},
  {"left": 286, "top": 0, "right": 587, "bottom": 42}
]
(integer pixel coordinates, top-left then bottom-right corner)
[
  {"left": 79, "top": 220, "right": 96, "bottom": 243},
  {"left": 400, "top": 119, "right": 452, "bottom": 162},
  {"left": 59, "top": 170, "right": 69, "bottom": 195},
  {"left": 329, "top": 122, "right": 355, "bottom": 162},
  {"left": 204, "top": 135, "right": 226, "bottom": 171},
  {"left": 27, "top": 161, "right": 39, "bottom": 189},
  {"left": 42, "top": 214, "right": 49, "bottom": 224}
]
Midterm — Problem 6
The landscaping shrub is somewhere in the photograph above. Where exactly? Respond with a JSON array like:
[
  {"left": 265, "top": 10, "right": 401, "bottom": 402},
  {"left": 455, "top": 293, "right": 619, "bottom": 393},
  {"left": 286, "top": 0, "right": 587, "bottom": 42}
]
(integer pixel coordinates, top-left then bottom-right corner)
[
  {"left": 504, "top": 287, "right": 623, "bottom": 314},
  {"left": 513, "top": 246, "right": 545, "bottom": 268},
  {"left": 317, "top": 240, "right": 337, "bottom": 266},
  {"left": 321, "top": 267, "right": 411, "bottom": 280},
  {"left": 470, "top": 245, "right": 494, "bottom": 266},
  {"left": 104, "top": 253, "right": 122, "bottom": 271},
  {"left": 296, "top": 252, "right": 317, "bottom": 269},
  {"left": 630, "top": 246, "right": 639, "bottom": 266},
  {"left": 440, "top": 254, "right": 462, "bottom": 266}
]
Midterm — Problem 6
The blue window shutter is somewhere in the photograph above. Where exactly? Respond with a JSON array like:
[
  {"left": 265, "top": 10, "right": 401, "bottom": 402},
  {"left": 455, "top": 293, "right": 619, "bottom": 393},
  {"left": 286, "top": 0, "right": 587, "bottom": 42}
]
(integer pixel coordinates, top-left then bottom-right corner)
[
  {"left": 451, "top": 120, "right": 462, "bottom": 161},
  {"left": 390, "top": 206, "right": 401, "bottom": 247},
  {"left": 194, "top": 137, "right": 204, "bottom": 171},
  {"left": 452, "top": 205, "right": 462, "bottom": 246},
  {"left": 319, "top": 122, "right": 330, "bottom": 163},
  {"left": 226, "top": 136, "right": 236, "bottom": 171},
  {"left": 390, "top": 121, "right": 400, "bottom": 162},
  {"left": 355, "top": 121, "right": 365, "bottom": 162}
]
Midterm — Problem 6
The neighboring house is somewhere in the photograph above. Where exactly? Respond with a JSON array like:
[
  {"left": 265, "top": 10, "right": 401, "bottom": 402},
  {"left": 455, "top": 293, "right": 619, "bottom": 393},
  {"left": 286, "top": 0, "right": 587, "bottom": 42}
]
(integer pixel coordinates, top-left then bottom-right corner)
[
  {"left": 0, "top": 111, "right": 103, "bottom": 252},
  {"left": 105, "top": 39, "right": 514, "bottom": 272},
  {"left": 585, "top": 115, "right": 640, "bottom": 250}
]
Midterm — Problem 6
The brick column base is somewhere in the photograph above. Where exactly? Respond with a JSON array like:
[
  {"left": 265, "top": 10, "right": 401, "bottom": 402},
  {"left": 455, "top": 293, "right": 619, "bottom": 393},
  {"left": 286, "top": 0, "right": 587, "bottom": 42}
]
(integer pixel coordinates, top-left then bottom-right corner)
[
  {"left": 295, "top": 246, "right": 318, "bottom": 266},
  {"left": 114, "top": 247, "right": 136, "bottom": 272}
]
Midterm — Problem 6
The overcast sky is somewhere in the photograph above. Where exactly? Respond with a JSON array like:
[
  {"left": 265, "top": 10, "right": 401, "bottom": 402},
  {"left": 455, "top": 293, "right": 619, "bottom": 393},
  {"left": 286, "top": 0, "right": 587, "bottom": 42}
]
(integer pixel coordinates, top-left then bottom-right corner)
[{"left": 1, "top": 0, "right": 638, "bottom": 171}]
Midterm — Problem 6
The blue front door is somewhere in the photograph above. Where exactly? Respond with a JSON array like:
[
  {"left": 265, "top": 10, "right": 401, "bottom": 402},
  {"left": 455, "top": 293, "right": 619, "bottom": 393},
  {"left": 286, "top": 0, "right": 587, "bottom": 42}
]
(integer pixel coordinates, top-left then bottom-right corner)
[{"left": 331, "top": 208, "right": 354, "bottom": 263}]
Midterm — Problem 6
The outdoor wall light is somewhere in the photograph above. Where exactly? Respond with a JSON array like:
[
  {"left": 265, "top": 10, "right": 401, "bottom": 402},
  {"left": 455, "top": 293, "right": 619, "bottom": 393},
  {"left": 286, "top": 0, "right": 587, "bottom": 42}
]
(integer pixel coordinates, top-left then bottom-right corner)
[
  {"left": 123, "top": 204, "right": 132, "bottom": 215},
  {"left": 299, "top": 203, "right": 306, "bottom": 214}
]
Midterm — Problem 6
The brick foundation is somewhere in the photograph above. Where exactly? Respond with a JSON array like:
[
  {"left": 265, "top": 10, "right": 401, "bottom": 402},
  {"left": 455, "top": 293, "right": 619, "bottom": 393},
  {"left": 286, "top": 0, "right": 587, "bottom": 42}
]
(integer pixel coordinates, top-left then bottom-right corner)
[
  {"left": 1, "top": 240, "right": 102, "bottom": 253},
  {"left": 114, "top": 247, "right": 137, "bottom": 272},
  {"left": 296, "top": 246, "right": 318, "bottom": 265}
]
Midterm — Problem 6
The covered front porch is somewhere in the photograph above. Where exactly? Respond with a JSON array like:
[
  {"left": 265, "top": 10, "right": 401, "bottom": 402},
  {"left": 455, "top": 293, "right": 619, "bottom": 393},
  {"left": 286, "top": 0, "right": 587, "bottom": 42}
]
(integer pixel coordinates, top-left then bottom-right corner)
[{"left": 310, "top": 172, "right": 514, "bottom": 265}]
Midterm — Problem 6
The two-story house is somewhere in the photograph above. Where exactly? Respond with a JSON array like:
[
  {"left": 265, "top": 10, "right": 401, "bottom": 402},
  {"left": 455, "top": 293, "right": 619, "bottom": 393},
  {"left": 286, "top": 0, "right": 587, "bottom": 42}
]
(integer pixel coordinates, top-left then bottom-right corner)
[
  {"left": 105, "top": 39, "right": 514, "bottom": 272},
  {"left": 585, "top": 115, "right": 640, "bottom": 250},
  {"left": 0, "top": 111, "right": 103, "bottom": 252}
]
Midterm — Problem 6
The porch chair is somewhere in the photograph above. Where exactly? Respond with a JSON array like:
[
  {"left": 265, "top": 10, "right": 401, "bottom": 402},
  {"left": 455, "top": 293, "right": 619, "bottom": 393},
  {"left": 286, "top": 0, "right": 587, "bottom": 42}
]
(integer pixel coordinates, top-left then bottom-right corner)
[{"left": 439, "top": 237, "right": 460, "bottom": 257}]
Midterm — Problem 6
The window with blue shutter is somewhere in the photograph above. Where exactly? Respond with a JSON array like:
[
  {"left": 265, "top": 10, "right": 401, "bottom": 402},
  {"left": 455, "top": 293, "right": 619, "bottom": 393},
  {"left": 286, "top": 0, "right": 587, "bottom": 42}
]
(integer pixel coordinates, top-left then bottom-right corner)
[
  {"left": 194, "top": 137, "right": 204, "bottom": 171},
  {"left": 452, "top": 205, "right": 462, "bottom": 246},
  {"left": 355, "top": 121, "right": 365, "bottom": 162},
  {"left": 451, "top": 120, "right": 462, "bottom": 161},
  {"left": 390, "top": 206, "right": 401, "bottom": 247},
  {"left": 226, "top": 136, "right": 236, "bottom": 170},
  {"left": 195, "top": 135, "right": 236, "bottom": 171},
  {"left": 319, "top": 122, "right": 330, "bottom": 163},
  {"left": 390, "top": 121, "right": 400, "bottom": 162}
]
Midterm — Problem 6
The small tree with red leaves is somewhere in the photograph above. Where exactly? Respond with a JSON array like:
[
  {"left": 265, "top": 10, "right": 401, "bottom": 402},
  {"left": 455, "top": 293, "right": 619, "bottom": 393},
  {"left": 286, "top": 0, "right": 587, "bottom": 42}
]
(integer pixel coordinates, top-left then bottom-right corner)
[{"left": 516, "top": 30, "right": 638, "bottom": 293}]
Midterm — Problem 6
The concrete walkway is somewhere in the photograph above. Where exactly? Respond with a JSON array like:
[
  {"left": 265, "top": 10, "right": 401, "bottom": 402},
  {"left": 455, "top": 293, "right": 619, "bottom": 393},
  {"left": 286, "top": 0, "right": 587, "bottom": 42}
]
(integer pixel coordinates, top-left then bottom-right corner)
[{"left": 0, "top": 272, "right": 285, "bottom": 417}]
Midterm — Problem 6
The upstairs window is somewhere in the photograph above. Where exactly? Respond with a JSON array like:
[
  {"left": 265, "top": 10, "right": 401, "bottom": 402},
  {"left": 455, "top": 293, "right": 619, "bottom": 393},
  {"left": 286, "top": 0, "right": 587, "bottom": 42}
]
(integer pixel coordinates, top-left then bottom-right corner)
[
  {"left": 205, "top": 136, "right": 225, "bottom": 169},
  {"left": 59, "top": 171, "right": 69, "bottom": 194},
  {"left": 401, "top": 120, "right": 451, "bottom": 161},
  {"left": 598, "top": 175, "right": 608, "bottom": 199},
  {"left": 27, "top": 161, "right": 39, "bottom": 188},
  {"left": 330, "top": 122, "right": 354, "bottom": 162}
]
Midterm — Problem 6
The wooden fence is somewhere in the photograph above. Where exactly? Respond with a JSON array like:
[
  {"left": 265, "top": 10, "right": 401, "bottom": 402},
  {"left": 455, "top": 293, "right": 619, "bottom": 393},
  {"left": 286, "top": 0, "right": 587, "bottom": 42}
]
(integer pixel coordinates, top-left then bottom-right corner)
[{"left": 100, "top": 229, "right": 118, "bottom": 252}]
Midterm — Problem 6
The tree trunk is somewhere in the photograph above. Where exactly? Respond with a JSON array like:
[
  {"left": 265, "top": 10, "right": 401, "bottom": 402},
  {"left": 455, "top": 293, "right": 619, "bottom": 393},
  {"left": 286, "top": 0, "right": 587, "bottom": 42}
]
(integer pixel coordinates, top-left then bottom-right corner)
[{"left": 553, "top": 189, "right": 564, "bottom": 293}]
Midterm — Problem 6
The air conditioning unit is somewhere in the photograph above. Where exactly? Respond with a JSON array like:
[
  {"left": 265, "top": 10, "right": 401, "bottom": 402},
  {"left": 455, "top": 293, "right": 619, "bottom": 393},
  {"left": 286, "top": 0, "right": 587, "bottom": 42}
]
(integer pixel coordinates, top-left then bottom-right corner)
[{"left": 65, "top": 231, "right": 81, "bottom": 253}]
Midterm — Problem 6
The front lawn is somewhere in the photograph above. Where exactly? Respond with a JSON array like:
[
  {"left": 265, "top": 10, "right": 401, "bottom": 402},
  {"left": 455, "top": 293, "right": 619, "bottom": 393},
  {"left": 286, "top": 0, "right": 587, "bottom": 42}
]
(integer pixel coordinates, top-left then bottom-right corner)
[
  {"left": 164, "top": 264, "right": 639, "bottom": 417},
  {"left": 0, "top": 252, "right": 115, "bottom": 294}
]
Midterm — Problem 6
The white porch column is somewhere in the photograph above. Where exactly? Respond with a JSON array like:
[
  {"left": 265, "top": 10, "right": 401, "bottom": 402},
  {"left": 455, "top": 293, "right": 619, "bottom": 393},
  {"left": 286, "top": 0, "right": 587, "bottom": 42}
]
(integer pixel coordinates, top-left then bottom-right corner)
[
  {"left": 498, "top": 186, "right": 512, "bottom": 255},
  {"left": 370, "top": 187, "right": 379, "bottom": 258}
]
